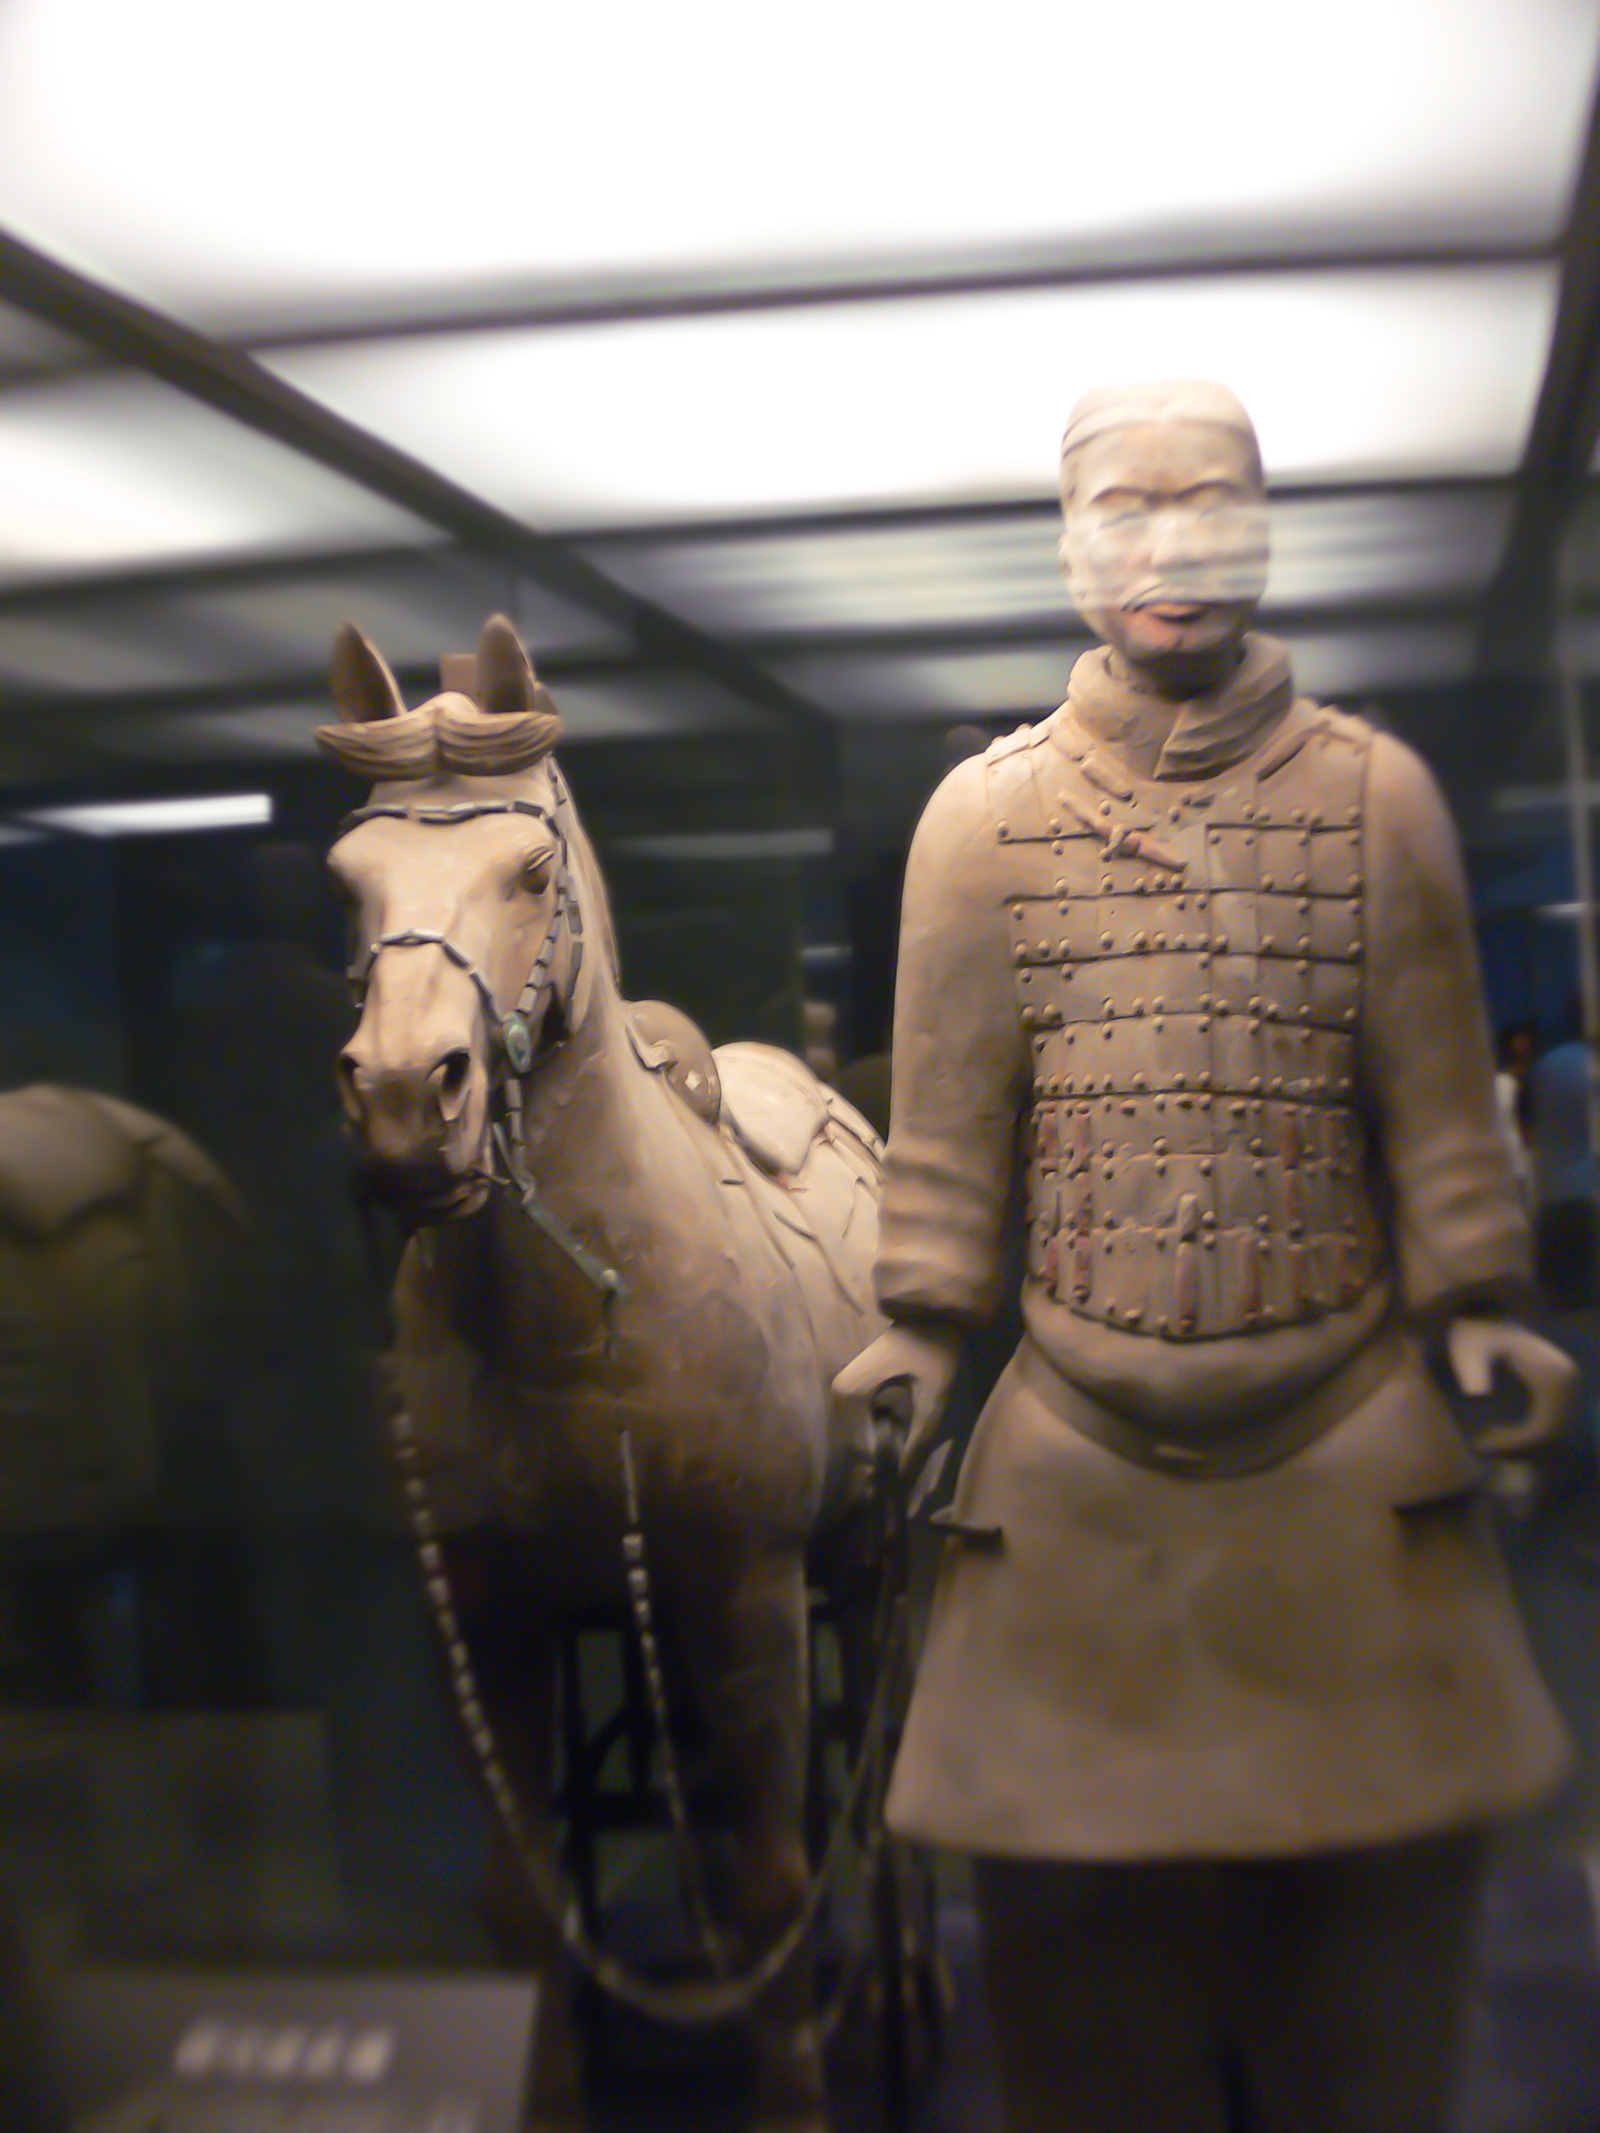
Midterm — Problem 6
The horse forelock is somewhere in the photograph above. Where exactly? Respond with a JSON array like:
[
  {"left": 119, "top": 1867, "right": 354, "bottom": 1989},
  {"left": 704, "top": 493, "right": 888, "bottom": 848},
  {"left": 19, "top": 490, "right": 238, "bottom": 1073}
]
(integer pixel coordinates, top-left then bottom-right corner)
[{"left": 316, "top": 690, "right": 562, "bottom": 780}]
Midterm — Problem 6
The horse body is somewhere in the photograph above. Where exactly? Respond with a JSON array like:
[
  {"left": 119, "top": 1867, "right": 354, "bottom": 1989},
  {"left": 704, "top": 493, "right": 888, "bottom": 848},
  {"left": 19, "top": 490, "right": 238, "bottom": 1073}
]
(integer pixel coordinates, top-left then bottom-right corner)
[
  {"left": 386, "top": 965, "right": 877, "bottom": 1574},
  {"left": 323, "top": 620, "right": 882, "bottom": 2132}
]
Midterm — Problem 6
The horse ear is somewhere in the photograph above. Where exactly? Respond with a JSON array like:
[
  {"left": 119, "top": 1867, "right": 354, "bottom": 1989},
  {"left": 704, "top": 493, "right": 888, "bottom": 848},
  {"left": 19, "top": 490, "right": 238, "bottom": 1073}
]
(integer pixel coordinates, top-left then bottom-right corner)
[
  {"left": 331, "top": 623, "right": 407, "bottom": 722},
  {"left": 476, "top": 613, "right": 544, "bottom": 717}
]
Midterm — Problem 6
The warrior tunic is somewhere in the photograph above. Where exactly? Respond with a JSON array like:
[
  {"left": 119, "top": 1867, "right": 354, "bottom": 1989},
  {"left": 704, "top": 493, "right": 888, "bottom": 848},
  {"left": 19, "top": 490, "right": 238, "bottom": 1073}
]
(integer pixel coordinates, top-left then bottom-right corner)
[{"left": 879, "top": 637, "right": 1567, "bottom": 1858}]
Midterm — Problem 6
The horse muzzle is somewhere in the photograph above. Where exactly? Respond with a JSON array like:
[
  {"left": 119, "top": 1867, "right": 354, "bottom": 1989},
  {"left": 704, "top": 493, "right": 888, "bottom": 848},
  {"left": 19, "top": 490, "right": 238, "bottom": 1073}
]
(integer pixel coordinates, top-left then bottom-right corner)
[
  {"left": 336, "top": 1043, "right": 491, "bottom": 1220},
  {"left": 348, "top": 1144, "right": 491, "bottom": 1226}
]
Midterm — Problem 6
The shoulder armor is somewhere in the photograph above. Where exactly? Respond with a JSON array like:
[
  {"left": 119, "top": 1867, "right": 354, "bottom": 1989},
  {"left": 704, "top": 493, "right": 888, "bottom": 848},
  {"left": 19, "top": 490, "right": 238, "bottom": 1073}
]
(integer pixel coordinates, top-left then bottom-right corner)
[
  {"left": 984, "top": 718, "right": 1048, "bottom": 764},
  {"left": 1308, "top": 701, "right": 1377, "bottom": 752},
  {"left": 984, "top": 715, "right": 1069, "bottom": 844}
]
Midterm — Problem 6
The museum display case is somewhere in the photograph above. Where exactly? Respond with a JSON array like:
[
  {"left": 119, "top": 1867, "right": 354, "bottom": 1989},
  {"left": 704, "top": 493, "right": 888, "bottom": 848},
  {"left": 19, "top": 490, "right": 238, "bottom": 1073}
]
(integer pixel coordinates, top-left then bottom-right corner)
[{"left": 4, "top": 3, "right": 1600, "bottom": 2125}]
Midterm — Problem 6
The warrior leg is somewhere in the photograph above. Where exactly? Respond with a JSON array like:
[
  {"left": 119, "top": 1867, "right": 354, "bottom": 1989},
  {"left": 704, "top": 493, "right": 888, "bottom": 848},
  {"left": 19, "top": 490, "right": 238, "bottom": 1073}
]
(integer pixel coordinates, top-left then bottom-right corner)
[
  {"left": 1225, "top": 1828, "right": 1486, "bottom": 2133},
  {"left": 971, "top": 1855, "right": 1233, "bottom": 2133}
]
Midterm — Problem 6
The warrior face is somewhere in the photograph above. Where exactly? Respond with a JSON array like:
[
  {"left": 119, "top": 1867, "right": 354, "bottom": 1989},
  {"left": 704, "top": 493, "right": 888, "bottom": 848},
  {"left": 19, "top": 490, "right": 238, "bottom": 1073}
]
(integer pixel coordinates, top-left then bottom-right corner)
[{"left": 1059, "top": 413, "right": 1269, "bottom": 699}]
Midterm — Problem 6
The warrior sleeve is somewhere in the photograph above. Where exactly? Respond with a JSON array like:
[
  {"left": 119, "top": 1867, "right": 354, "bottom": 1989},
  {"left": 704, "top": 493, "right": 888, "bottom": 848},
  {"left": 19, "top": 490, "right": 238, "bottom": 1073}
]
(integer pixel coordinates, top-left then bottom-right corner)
[
  {"left": 875, "top": 754, "right": 1029, "bottom": 1324},
  {"left": 1362, "top": 731, "right": 1531, "bottom": 1320}
]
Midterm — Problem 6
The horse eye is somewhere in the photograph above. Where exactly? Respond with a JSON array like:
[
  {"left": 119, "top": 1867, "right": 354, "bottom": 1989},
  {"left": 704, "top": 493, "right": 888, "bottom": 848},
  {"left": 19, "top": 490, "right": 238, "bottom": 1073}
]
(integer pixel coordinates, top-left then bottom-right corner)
[{"left": 521, "top": 857, "right": 552, "bottom": 894}]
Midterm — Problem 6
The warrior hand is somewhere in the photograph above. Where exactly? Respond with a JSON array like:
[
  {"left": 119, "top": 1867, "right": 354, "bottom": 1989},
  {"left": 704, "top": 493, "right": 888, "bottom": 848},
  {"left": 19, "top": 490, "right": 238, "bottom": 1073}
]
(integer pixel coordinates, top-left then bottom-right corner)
[
  {"left": 1446, "top": 1317, "right": 1578, "bottom": 1455},
  {"left": 833, "top": 1322, "right": 963, "bottom": 1481}
]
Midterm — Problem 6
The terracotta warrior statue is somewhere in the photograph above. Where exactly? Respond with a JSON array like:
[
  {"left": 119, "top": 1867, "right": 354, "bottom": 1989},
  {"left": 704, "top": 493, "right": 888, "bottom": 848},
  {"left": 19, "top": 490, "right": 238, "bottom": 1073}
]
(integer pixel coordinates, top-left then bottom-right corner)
[{"left": 835, "top": 379, "right": 1575, "bottom": 2133}]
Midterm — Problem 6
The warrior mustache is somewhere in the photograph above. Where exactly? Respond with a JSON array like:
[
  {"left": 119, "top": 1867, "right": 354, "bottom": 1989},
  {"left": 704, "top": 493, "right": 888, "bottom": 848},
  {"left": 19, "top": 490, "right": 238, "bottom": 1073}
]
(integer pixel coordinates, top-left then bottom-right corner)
[{"left": 1077, "top": 546, "right": 1269, "bottom": 611}]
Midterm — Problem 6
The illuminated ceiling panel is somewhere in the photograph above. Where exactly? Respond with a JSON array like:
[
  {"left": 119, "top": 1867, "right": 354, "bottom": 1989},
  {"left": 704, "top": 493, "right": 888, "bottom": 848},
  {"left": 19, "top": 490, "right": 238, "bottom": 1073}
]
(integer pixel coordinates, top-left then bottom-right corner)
[
  {"left": 266, "top": 269, "right": 1557, "bottom": 529},
  {"left": 585, "top": 488, "right": 1512, "bottom": 637},
  {"left": 0, "top": 0, "right": 1590, "bottom": 330},
  {"left": 0, "top": 373, "right": 429, "bottom": 584},
  {"left": 586, "top": 518, "right": 1072, "bottom": 636}
]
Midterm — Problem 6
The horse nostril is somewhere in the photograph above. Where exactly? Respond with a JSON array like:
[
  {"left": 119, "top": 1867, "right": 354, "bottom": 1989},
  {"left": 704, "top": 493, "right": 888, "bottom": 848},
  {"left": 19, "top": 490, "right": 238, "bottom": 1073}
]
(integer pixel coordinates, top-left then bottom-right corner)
[{"left": 436, "top": 1049, "right": 472, "bottom": 1100}]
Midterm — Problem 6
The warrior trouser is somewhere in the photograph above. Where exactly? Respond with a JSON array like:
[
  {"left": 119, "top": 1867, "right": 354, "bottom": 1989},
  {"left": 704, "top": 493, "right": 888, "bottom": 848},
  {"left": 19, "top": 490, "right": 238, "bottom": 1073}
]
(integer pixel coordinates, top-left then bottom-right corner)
[{"left": 972, "top": 1829, "right": 1484, "bottom": 2133}]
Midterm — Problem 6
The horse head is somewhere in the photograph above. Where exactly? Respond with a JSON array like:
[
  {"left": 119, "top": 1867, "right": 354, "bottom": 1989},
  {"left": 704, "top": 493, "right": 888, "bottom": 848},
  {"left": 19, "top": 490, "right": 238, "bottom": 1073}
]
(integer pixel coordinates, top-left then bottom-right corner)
[{"left": 321, "top": 613, "right": 614, "bottom": 1222}]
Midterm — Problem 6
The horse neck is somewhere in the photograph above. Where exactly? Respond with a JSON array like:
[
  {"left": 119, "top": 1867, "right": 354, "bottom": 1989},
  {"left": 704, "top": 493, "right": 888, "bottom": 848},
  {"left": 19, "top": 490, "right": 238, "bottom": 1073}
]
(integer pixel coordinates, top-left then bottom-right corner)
[
  {"left": 451, "top": 976, "right": 697, "bottom": 1369},
  {"left": 520, "top": 974, "right": 654, "bottom": 1198}
]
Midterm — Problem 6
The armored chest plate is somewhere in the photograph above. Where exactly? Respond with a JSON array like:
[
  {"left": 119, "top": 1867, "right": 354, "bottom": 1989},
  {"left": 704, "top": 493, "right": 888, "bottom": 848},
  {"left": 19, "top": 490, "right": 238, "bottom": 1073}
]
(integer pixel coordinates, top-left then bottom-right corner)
[{"left": 989, "top": 705, "right": 1382, "bottom": 1342}]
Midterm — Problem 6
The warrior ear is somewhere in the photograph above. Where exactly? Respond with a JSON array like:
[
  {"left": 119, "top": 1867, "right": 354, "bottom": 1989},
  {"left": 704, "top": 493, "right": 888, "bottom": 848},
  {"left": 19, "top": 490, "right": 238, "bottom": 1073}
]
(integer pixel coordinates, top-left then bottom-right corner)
[
  {"left": 331, "top": 623, "right": 407, "bottom": 722},
  {"left": 476, "top": 613, "right": 547, "bottom": 717}
]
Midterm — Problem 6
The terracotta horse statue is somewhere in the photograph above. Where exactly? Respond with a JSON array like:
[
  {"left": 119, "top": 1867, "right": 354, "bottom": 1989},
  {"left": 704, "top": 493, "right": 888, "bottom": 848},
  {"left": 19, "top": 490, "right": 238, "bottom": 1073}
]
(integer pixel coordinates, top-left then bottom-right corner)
[{"left": 320, "top": 614, "right": 884, "bottom": 2133}]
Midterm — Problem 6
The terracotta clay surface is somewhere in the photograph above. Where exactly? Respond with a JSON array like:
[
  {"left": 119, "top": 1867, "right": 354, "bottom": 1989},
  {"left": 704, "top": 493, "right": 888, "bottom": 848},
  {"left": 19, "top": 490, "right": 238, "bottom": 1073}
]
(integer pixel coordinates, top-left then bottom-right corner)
[
  {"left": 834, "top": 382, "right": 1573, "bottom": 2132},
  {"left": 321, "top": 616, "right": 883, "bottom": 2133},
  {"left": 839, "top": 382, "right": 1569, "bottom": 1855}
]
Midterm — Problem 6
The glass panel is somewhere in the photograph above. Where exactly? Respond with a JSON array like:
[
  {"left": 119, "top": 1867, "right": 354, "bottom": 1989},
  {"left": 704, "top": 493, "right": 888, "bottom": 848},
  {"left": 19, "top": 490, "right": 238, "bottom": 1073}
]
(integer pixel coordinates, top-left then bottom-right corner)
[
  {"left": 1277, "top": 620, "right": 1476, "bottom": 694},
  {"left": 776, "top": 621, "right": 1476, "bottom": 721},
  {"left": 0, "top": 296, "right": 85, "bottom": 374},
  {"left": 585, "top": 516, "right": 1071, "bottom": 636}
]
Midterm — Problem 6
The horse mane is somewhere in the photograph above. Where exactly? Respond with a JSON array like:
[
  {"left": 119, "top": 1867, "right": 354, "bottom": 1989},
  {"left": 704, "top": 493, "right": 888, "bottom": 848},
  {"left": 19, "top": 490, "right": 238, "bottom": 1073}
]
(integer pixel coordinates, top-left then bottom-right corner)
[{"left": 548, "top": 764, "right": 622, "bottom": 989}]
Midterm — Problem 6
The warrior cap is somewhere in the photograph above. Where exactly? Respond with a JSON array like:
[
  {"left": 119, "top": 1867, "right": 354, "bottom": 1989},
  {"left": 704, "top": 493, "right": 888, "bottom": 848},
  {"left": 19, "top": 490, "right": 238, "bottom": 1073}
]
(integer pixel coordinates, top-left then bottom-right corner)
[{"left": 1060, "top": 379, "right": 1262, "bottom": 503}]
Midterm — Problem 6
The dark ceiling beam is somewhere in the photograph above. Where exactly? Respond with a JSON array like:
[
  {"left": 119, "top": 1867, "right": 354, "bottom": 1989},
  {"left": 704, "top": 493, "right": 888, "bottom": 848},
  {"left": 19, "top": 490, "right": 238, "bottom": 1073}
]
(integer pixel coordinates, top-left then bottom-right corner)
[
  {"left": 0, "top": 225, "right": 837, "bottom": 784},
  {"left": 1475, "top": 78, "right": 1600, "bottom": 677},
  {"left": 241, "top": 239, "right": 1545, "bottom": 351}
]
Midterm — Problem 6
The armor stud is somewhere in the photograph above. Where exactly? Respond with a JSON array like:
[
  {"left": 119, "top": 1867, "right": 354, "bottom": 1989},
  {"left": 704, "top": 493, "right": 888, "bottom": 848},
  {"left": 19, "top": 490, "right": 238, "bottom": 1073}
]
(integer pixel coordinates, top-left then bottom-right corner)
[{"left": 1072, "top": 1240, "right": 1093, "bottom": 1303}]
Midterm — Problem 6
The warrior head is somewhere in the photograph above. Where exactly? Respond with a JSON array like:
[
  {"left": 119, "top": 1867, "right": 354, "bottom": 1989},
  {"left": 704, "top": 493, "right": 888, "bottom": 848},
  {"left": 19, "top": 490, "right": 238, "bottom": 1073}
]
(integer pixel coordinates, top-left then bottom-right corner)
[{"left": 1058, "top": 378, "right": 1270, "bottom": 700}]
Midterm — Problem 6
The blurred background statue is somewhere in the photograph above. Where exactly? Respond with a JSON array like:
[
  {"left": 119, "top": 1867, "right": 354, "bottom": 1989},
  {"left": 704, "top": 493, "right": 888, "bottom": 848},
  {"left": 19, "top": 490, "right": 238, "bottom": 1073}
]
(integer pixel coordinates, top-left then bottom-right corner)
[{"left": 0, "top": 1086, "right": 262, "bottom": 1707}]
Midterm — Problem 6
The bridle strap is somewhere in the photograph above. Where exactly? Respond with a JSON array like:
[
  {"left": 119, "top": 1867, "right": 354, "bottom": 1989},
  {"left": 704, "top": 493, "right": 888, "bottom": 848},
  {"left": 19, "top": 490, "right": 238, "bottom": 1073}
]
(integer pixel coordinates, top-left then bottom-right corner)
[
  {"left": 349, "top": 926, "right": 504, "bottom": 1032},
  {"left": 343, "top": 797, "right": 576, "bottom": 1062},
  {"left": 341, "top": 788, "right": 614, "bottom": 1294},
  {"left": 340, "top": 797, "right": 557, "bottom": 833}
]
